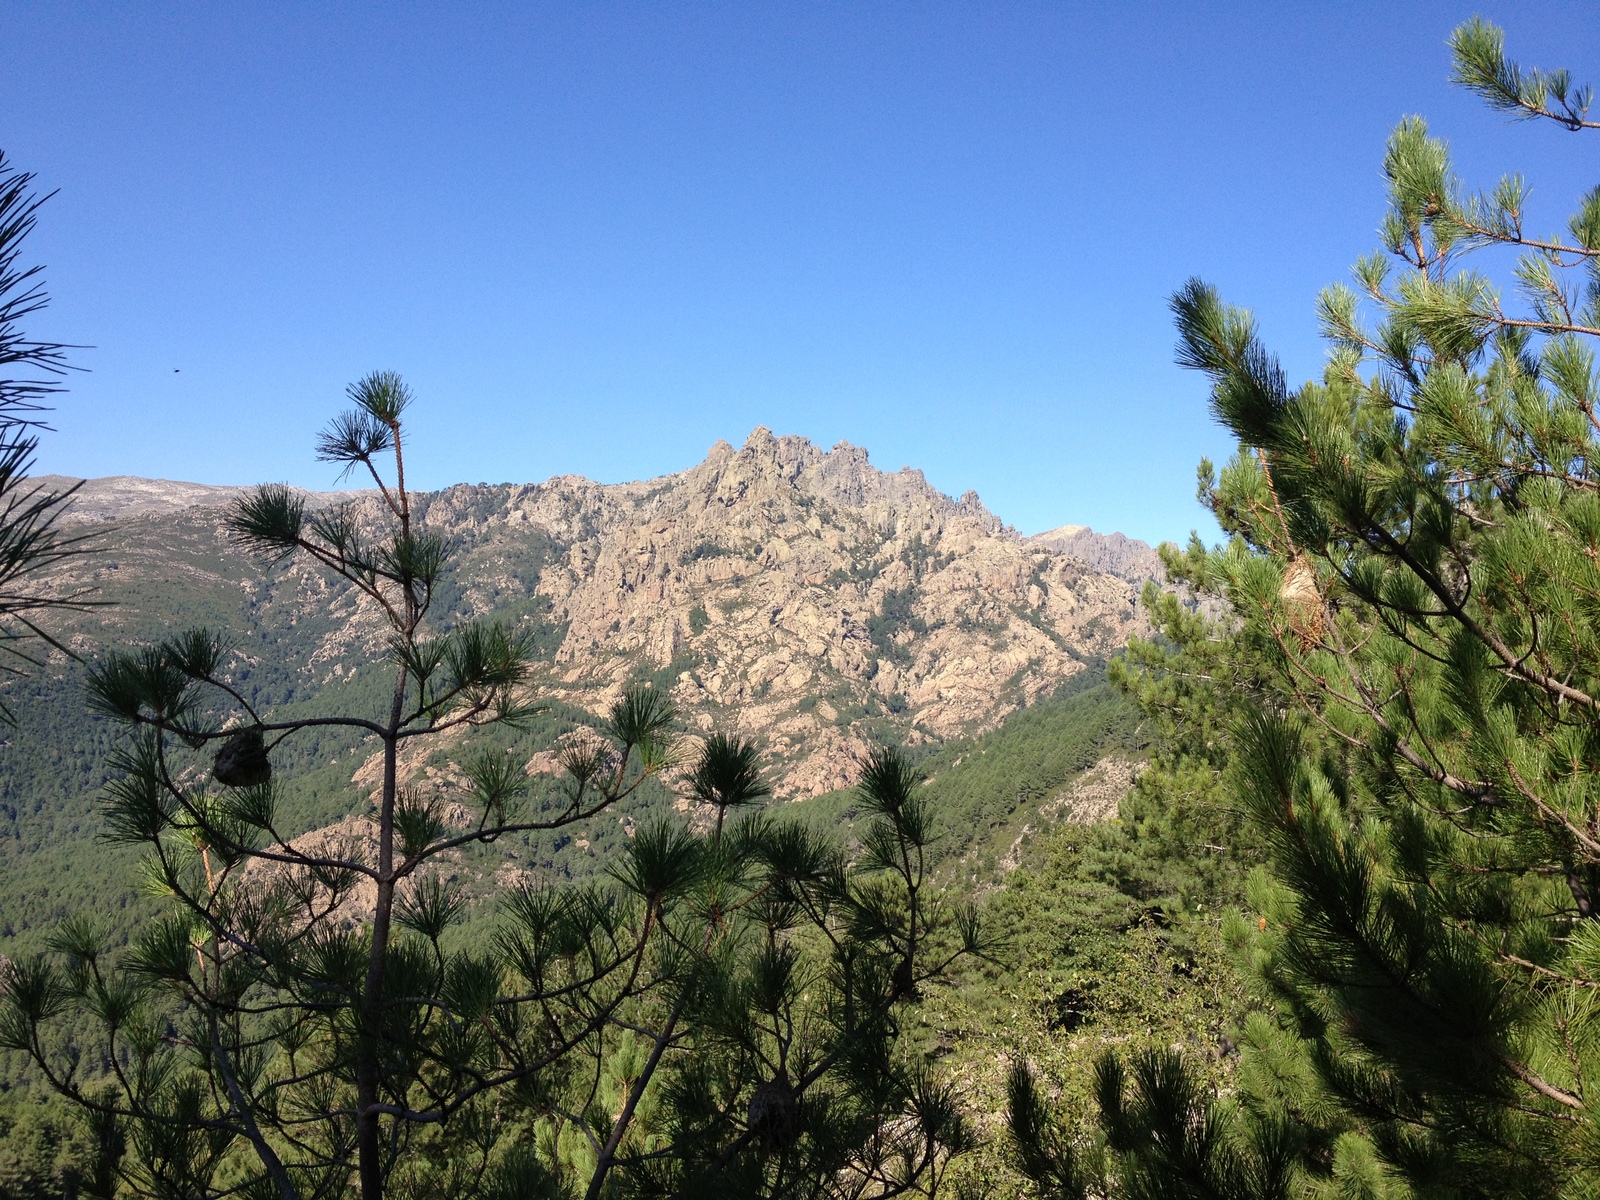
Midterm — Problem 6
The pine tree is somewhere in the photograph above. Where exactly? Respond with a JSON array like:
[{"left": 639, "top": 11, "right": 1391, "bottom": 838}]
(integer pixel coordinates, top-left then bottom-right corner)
[
  {"left": 0, "top": 375, "right": 981, "bottom": 1200},
  {"left": 0, "top": 149, "right": 98, "bottom": 707},
  {"left": 1099, "top": 569, "right": 1273, "bottom": 916},
  {"left": 1013, "top": 19, "right": 1600, "bottom": 1200}
]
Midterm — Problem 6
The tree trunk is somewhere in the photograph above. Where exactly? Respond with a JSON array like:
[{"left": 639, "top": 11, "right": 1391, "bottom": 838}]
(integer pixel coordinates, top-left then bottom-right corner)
[{"left": 357, "top": 675, "right": 406, "bottom": 1200}]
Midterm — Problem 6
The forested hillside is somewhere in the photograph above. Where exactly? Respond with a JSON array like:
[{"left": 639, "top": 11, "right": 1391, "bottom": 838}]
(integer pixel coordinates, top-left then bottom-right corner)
[{"left": 1, "top": 654, "right": 1253, "bottom": 1200}]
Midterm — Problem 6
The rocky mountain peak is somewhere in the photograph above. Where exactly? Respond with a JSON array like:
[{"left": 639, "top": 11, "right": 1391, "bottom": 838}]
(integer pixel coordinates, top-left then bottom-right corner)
[{"left": 427, "top": 431, "right": 1152, "bottom": 793}]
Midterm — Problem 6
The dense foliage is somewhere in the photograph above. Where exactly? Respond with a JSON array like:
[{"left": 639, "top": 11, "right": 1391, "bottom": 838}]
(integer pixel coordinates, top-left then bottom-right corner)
[
  {"left": 0, "top": 148, "right": 98, "bottom": 713},
  {"left": 0, "top": 660, "right": 1158, "bottom": 1200},
  {"left": 1009, "top": 19, "right": 1600, "bottom": 1200}
]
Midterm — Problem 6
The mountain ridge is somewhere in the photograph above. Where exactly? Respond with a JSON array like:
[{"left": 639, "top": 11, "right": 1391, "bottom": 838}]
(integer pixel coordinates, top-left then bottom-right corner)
[
  {"left": 28, "top": 429, "right": 1163, "bottom": 796},
  {"left": 36, "top": 434, "right": 1160, "bottom": 577}
]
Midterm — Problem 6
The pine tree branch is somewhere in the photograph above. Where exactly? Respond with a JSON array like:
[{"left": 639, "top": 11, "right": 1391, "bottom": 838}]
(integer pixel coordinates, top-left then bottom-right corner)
[
  {"left": 1443, "top": 220, "right": 1600, "bottom": 260},
  {"left": 1366, "top": 522, "right": 1598, "bottom": 710},
  {"left": 1491, "top": 315, "right": 1600, "bottom": 338},
  {"left": 1503, "top": 760, "right": 1600, "bottom": 862},
  {"left": 1498, "top": 1053, "right": 1585, "bottom": 1110},
  {"left": 210, "top": 1019, "right": 301, "bottom": 1200},
  {"left": 584, "top": 988, "right": 687, "bottom": 1200},
  {"left": 1495, "top": 950, "right": 1600, "bottom": 988}
]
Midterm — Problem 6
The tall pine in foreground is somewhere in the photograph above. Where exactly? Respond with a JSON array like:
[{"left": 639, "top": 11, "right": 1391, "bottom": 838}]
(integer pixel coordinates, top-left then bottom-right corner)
[
  {"left": 0, "top": 149, "right": 98, "bottom": 711},
  {"left": 1010, "top": 18, "right": 1600, "bottom": 1200},
  {"left": 0, "top": 376, "right": 981, "bottom": 1200}
]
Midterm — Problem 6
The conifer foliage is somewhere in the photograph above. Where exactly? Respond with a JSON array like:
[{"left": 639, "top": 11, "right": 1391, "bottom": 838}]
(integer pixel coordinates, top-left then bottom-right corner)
[
  {"left": 0, "top": 149, "right": 97, "bottom": 703},
  {"left": 0, "top": 376, "right": 981, "bottom": 1199},
  {"left": 1010, "top": 19, "right": 1600, "bottom": 1200}
]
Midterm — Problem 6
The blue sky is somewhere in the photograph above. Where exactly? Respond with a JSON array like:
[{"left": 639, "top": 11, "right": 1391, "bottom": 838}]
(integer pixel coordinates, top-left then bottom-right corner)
[{"left": 6, "top": 3, "right": 1598, "bottom": 544}]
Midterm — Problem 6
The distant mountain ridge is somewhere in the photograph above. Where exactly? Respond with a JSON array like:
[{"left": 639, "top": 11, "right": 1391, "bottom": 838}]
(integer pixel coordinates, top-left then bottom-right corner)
[
  {"left": 31, "top": 431, "right": 1160, "bottom": 795},
  {"left": 32, "top": 474, "right": 356, "bottom": 522}
]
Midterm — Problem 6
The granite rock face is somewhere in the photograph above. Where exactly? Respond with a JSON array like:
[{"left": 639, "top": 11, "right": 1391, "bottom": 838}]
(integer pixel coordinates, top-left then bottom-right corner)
[
  {"left": 1024, "top": 524, "right": 1165, "bottom": 584},
  {"left": 46, "top": 431, "right": 1156, "bottom": 795}
]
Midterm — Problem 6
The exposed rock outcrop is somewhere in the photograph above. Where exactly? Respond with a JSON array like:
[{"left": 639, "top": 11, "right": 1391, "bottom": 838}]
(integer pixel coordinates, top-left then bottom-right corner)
[{"left": 1024, "top": 525, "right": 1164, "bottom": 584}]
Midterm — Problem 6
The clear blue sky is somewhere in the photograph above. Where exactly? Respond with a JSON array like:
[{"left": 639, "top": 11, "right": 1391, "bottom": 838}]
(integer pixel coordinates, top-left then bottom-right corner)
[{"left": 6, "top": 3, "right": 1598, "bottom": 544}]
